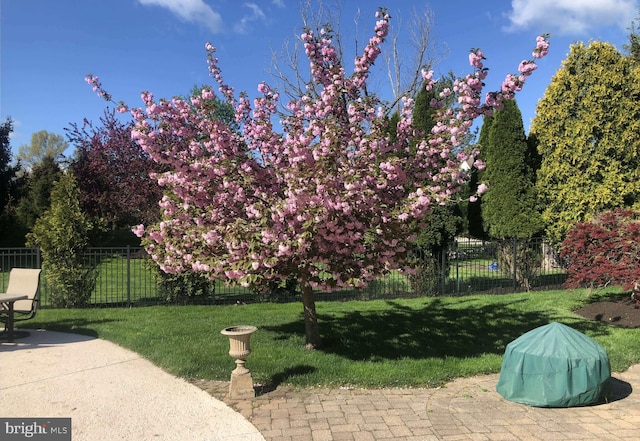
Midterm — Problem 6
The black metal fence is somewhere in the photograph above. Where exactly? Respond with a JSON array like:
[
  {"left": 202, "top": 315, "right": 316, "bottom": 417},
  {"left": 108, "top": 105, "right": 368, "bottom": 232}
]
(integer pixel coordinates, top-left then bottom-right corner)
[{"left": 0, "top": 238, "right": 567, "bottom": 308}]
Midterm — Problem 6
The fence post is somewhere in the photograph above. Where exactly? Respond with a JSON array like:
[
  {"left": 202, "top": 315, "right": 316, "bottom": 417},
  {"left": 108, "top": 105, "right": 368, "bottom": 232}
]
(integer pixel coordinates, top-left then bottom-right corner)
[
  {"left": 441, "top": 245, "right": 446, "bottom": 296},
  {"left": 455, "top": 240, "right": 460, "bottom": 296},
  {"left": 512, "top": 238, "right": 517, "bottom": 291},
  {"left": 126, "top": 245, "right": 131, "bottom": 307}
]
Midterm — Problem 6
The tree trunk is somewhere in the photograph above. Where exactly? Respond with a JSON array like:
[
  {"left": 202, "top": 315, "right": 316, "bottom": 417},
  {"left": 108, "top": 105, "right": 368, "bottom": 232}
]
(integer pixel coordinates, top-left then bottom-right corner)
[{"left": 300, "top": 280, "right": 321, "bottom": 349}]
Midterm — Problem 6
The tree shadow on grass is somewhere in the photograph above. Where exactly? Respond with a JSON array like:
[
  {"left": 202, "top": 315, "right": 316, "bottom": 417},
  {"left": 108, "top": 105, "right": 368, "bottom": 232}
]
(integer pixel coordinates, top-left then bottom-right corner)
[
  {"left": 265, "top": 298, "right": 612, "bottom": 361},
  {"left": 319, "top": 299, "right": 545, "bottom": 360},
  {"left": 26, "top": 318, "right": 122, "bottom": 338}
]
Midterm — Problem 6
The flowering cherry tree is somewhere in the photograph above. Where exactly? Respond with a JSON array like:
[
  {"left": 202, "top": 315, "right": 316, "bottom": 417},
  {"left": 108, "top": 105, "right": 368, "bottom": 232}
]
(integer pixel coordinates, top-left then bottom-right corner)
[{"left": 88, "top": 8, "right": 548, "bottom": 348}]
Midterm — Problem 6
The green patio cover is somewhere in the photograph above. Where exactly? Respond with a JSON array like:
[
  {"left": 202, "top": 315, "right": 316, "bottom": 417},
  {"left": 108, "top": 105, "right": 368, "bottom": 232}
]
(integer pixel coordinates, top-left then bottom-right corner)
[{"left": 496, "top": 322, "right": 611, "bottom": 407}]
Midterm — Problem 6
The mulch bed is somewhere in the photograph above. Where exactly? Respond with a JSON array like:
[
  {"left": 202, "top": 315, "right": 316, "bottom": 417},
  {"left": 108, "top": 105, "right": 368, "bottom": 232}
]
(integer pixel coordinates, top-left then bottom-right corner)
[{"left": 574, "top": 297, "right": 640, "bottom": 328}]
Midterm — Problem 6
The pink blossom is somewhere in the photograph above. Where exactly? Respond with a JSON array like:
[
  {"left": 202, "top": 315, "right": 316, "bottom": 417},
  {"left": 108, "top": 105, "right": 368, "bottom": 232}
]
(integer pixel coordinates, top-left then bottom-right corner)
[
  {"left": 132, "top": 224, "right": 145, "bottom": 237},
  {"left": 202, "top": 89, "right": 214, "bottom": 100},
  {"left": 468, "top": 49, "right": 485, "bottom": 69},
  {"left": 518, "top": 60, "right": 537, "bottom": 74},
  {"left": 533, "top": 35, "right": 550, "bottom": 59}
]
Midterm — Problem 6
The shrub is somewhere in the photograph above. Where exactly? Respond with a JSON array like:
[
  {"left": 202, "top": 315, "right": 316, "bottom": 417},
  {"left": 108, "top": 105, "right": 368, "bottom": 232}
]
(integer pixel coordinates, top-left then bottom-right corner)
[
  {"left": 149, "top": 263, "right": 216, "bottom": 305},
  {"left": 496, "top": 239, "right": 542, "bottom": 291},
  {"left": 253, "top": 276, "right": 299, "bottom": 303},
  {"left": 43, "top": 263, "right": 96, "bottom": 308},
  {"left": 408, "top": 255, "right": 446, "bottom": 296},
  {"left": 561, "top": 209, "right": 640, "bottom": 290}
]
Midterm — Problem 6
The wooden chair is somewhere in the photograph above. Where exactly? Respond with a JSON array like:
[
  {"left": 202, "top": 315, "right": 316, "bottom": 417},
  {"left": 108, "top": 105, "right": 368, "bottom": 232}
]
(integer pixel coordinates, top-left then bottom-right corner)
[{"left": 0, "top": 268, "right": 42, "bottom": 331}]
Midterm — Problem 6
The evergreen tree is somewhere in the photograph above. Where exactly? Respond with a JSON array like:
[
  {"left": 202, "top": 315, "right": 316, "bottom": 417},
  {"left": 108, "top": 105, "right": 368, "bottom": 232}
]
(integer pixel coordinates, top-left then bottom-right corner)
[
  {"left": 412, "top": 83, "right": 437, "bottom": 136},
  {"left": 532, "top": 41, "right": 640, "bottom": 245},
  {"left": 389, "top": 111, "right": 400, "bottom": 142},
  {"left": 0, "top": 119, "right": 19, "bottom": 210},
  {"left": 16, "top": 155, "right": 63, "bottom": 231},
  {"left": 481, "top": 100, "right": 542, "bottom": 290},
  {"left": 27, "top": 173, "right": 94, "bottom": 307},
  {"left": 624, "top": 8, "right": 640, "bottom": 62},
  {"left": 467, "top": 114, "right": 493, "bottom": 240},
  {"left": 0, "top": 118, "right": 27, "bottom": 245},
  {"left": 483, "top": 99, "right": 542, "bottom": 239}
]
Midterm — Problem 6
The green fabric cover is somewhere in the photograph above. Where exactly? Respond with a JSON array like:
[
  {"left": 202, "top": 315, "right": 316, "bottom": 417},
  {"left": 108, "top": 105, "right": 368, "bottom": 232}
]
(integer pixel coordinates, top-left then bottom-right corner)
[{"left": 496, "top": 322, "right": 611, "bottom": 407}]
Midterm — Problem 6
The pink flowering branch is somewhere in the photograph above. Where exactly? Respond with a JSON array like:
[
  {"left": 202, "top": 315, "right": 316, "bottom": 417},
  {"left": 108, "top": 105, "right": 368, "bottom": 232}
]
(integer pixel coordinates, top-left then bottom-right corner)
[{"left": 418, "top": 33, "right": 550, "bottom": 201}]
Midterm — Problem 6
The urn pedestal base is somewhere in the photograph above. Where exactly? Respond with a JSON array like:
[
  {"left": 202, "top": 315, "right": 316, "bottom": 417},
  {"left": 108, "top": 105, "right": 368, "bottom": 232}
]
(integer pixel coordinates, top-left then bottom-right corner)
[
  {"left": 221, "top": 325, "right": 257, "bottom": 400},
  {"left": 229, "top": 371, "right": 255, "bottom": 399}
]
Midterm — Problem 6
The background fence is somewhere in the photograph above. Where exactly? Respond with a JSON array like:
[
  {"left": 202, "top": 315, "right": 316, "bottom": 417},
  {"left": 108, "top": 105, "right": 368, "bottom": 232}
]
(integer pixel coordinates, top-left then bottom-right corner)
[{"left": 0, "top": 238, "right": 567, "bottom": 308}]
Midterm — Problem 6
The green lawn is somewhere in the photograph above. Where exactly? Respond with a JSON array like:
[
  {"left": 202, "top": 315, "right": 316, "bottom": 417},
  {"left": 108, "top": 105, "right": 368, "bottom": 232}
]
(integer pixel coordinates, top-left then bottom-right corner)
[{"left": 21, "top": 287, "right": 640, "bottom": 389}]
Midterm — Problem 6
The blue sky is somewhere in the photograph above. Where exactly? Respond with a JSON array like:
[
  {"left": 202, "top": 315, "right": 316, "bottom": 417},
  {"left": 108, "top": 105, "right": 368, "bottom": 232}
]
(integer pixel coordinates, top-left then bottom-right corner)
[{"left": 2, "top": 0, "right": 638, "bottom": 158}]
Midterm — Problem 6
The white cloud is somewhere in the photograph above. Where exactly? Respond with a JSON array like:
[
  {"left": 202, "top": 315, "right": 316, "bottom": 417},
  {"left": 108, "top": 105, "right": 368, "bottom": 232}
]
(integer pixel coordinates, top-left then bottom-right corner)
[
  {"left": 272, "top": 0, "right": 285, "bottom": 7},
  {"left": 505, "top": 0, "right": 637, "bottom": 35},
  {"left": 138, "top": 0, "right": 224, "bottom": 33},
  {"left": 234, "top": 3, "right": 268, "bottom": 34}
]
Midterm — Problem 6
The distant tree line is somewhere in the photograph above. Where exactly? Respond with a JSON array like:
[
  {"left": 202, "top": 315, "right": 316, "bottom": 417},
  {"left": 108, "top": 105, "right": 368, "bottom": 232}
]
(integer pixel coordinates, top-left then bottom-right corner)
[{"left": 0, "top": 111, "right": 163, "bottom": 248}]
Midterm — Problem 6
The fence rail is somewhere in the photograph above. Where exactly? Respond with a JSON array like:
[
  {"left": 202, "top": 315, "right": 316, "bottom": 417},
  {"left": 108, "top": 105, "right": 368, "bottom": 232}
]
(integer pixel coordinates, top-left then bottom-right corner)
[{"left": 0, "top": 238, "right": 567, "bottom": 308}]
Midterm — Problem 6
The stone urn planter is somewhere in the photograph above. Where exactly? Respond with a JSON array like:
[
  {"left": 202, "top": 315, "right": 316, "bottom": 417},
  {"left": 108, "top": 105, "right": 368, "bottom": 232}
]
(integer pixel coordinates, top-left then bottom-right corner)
[{"left": 221, "top": 325, "right": 257, "bottom": 399}]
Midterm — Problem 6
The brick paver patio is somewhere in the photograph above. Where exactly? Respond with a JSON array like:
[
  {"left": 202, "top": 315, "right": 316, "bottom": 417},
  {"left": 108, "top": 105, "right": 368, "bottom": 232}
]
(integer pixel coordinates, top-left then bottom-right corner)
[{"left": 194, "top": 363, "right": 640, "bottom": 441}]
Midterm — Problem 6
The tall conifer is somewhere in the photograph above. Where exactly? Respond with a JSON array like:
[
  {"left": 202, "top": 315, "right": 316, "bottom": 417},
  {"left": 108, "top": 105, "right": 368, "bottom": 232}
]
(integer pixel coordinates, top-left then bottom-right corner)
[{"left": 483, "top": 99, "right": 542, "bottom": 239}]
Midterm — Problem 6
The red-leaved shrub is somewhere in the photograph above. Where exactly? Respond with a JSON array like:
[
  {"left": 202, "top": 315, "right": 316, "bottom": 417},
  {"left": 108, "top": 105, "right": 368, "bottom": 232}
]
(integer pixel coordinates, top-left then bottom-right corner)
[{"left": 561, "top": 209, "right": 640, "bottom": 291}]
